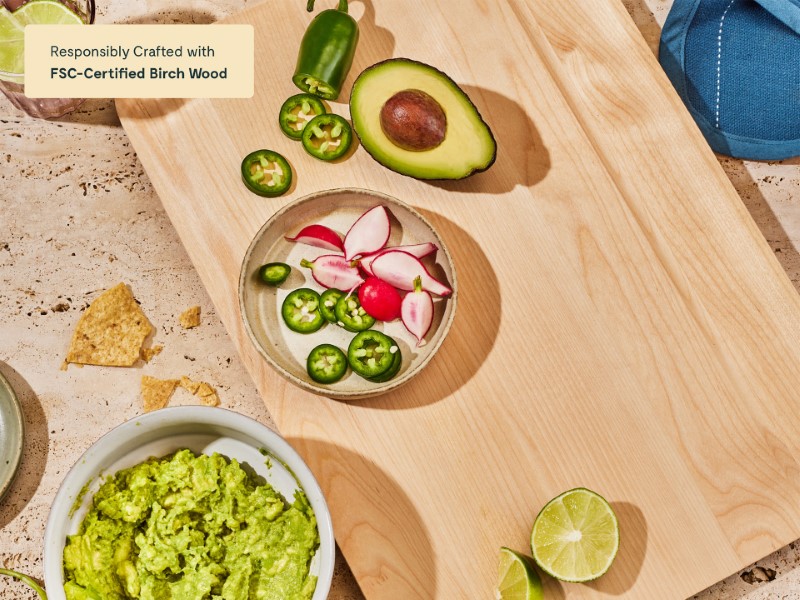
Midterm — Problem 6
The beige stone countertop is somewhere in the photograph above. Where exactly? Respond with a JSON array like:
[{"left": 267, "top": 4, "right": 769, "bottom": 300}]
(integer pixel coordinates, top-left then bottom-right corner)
[{"left": 2, "top": 0, "right": 800, "bottom": 598}]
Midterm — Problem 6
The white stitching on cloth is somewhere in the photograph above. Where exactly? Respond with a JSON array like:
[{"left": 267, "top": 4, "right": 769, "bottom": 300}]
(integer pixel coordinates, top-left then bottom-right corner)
[{"left": 716, "top": 0, "right": 737, "bottom": 128}]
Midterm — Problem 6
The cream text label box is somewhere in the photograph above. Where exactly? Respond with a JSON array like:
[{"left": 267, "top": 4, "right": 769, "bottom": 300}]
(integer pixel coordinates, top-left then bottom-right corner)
[{"left": 25, "top": 24, "right": 253, "bottom": 98}]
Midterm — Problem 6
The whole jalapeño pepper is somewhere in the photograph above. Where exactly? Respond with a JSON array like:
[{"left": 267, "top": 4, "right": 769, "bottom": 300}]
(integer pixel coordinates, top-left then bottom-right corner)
[{"left": 293, "top": 0, "right": 359, "bottom": 101}]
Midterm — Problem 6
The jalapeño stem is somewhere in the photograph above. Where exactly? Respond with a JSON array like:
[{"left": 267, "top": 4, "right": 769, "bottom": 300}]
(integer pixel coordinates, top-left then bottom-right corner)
[{"left": 306, "top": 0, "right": 348, "bottom": 12}]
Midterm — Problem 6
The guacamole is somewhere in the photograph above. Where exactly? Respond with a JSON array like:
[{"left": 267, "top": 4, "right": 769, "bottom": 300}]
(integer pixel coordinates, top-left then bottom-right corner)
[{"left": 63, "top": 449, "right": 320, "bottom": 600}]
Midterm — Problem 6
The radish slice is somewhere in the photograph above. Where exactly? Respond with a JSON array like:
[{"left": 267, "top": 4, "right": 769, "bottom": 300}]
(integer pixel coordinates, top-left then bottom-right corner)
[
  {"left": 360, "top": 242, "right": 439, "bottom": 276},
  {"left": 401, "top": 276, "right": 434, "bottom": 347},
  {"left": 300, "top": 255, "right": 364, "bottom": 289},
  {"left": 371, "top": 250, "right": 452, "bottom": 297},
  {"left": 285, "top": 224, "right": 344, "bottom": 252},
  {"left": 358, "top": 276, "right": 402, "bottom": 321},
  {"left": 393, "top": 241, "right": 438, "bottom": 259},
  {"left": 343, "top": 205, "right": 390, "bottom": 260}
]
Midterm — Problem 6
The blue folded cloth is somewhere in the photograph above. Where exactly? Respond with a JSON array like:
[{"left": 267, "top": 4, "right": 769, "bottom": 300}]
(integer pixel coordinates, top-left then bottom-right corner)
[
  {"left": 660, "top": 0, "right": 800, "bottom": 159},
  {"left": 755, "top": 0, "right": 800, "bottom": 33}
]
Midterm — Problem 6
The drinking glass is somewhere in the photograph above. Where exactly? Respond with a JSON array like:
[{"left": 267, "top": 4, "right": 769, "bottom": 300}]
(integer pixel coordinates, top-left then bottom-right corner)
[{"left": 0, "top": 0, "right": 95, "bottom": 119}]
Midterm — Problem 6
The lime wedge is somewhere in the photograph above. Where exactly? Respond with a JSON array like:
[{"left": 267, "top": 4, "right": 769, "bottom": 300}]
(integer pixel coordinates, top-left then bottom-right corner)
[
  {"left": 0, "top": 0, "right": 83, "bottom": 83},
  {"left": 496, "top": 547, "right": 543, "bottom": 600},
  {"left": 530, "top": 487, "right": 619, "bottom": 583},
  {"left": 0, "top": 7, "right": 25, "bottom": 83},
  {"left": 13, "top": 0, "right": 84, "bottom": 26}
]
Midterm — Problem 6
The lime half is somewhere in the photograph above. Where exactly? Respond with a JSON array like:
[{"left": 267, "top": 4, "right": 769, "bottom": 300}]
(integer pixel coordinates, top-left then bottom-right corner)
[
  {"left": 530, "top": 487, "right": 620, "bottom": 583},
  {"left": 0, "top": 7, "right": 25, "bottom": 82},
  {"left": 0, "top": 0, "right": 83, "bottom": 84},
  {"left": 496, "top": 547, "right": 543, "bottom": 600}
]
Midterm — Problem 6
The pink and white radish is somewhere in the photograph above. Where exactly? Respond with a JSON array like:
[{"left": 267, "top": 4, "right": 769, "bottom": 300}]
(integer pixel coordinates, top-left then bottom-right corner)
[
  {"left": 300, "top": 255, "right": 363, "bottom": 290},
  {"left": 371, "top": 250, "right": 452, "bottom": 297},
  {"left": 359, "top": 242, "right": 439, "bottom": 276},
  {"left": 401, "top": 276, "right": 434, "bottom": 347},
  {"left": 343, "top": 205, "right": 390, "bottom": 260},
  {"left": 358, "top": 276, "right": 402, "bottom": 321},
  {"left": 285, "top": 224, "right": 344, "bottom": 252}
]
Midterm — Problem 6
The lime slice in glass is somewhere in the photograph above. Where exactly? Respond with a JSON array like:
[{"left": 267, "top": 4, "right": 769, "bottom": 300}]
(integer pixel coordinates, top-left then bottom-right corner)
[
  {"left": 496, "top": 547, "right": 543, "bottom": 600},
  {"left": 0, "top": 0, "right": 83, "bottom": 84},
  {"left": 0, "top": 7, "right": 25, "bottom": 83},
  {"left": 13, "top": 0, "right": 84, "bottom": 26},
  {"left": 530, "top": 487, "right": 620, "bottom": 583}
]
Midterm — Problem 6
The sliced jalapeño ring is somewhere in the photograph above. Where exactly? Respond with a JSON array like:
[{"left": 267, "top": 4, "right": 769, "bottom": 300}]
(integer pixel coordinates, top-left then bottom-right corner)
[
  {"left": 241, "top": 149, "right": 292, "bottom": 197},
  {"left": 301, "top": 114, "right": 353, "bottom": 161},
  {"left": 279, "top": 93, "right": 327, "bottom": 140}
]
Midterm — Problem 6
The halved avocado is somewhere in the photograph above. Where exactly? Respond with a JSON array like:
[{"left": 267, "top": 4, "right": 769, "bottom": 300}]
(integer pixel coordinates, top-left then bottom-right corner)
[{"left": 350, "top": 58, "right": 497, "bottom": 180}]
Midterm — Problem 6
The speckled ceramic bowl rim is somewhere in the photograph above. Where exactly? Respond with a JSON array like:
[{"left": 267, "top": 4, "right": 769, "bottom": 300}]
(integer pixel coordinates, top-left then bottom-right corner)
[
  {"left": 238, "top": 187, "right": 458, "bottom": 400},
  {"left": 0, "top": 370, "right": 24, "bottom": 502},
  {"left": 42, "top": 406, "right": 334, "bottom": 600}
]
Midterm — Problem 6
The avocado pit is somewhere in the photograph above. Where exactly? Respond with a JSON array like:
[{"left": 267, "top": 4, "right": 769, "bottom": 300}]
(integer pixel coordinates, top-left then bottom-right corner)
[{"left": 380, "top": 89, "right": 447, "bottom": 152}]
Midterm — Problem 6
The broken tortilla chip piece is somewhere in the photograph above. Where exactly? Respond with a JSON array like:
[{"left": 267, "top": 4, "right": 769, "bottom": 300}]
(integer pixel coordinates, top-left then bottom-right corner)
[
  {"left": 179, "top": 306, "right": 201, "bottom": 329},
  {"left": 196, "top": 382, "right": 220, "bottom": 407},
  {"left": 179, "top": 376, "right": 202, "bottom": 394},
  {"left": 178, "top": 376, "right": 220, "bottom": 406},
  {"left": 196, "top": 382, "right": 214, "bottom": 397},
  {"left": 141, "top": 345, "right": 163, "bottom": 363},
  {"left": 199, "top": 390, "right": 220, "bottom": 407},
  {"left": 141, "top": 375, "right": 179, "bottom": 412},
  {"left": 65, "top": 283, "right": 153, "bottom": 367}
]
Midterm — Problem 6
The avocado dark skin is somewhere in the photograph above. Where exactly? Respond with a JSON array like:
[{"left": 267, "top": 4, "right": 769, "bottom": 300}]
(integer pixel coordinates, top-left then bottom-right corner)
[{"left": 350, "top": 58, "right": 497, "bottom": 180}]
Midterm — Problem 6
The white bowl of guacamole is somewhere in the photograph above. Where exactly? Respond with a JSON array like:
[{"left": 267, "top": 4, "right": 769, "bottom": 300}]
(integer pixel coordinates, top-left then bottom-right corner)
[{"left": 43, "top": 406, "right": 334, "bottom": 600}]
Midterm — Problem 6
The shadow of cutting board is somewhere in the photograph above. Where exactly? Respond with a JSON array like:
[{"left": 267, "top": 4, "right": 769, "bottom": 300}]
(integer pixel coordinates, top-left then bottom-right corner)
[{"left": 118, "top": 0, "right": 800, "bottom": 597}]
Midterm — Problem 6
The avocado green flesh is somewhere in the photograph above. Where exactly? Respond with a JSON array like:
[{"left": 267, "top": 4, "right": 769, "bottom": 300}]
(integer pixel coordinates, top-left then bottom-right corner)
[
  {"left": 350, "top": 59, "right": 496, "bottom": 179},
  {"left": 63, "top": 449, "right": 319, "bottom": 600}
]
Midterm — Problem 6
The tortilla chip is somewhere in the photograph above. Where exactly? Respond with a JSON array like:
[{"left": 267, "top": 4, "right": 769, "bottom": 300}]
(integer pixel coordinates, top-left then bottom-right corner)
[
  {"left": 179, "top": 376, "right": 201, "bottom": 394},
  {"left": 196, "top": 382, "right": 214, "bottom": 396},
  {"left": 65, "top": 283, "right": 153, "bottom": 367},
  {"left": 200, "top": 393, "right": 220, "bottom": 407},
  {"left": 141, "top": 375, "right": 179, "bottom": 412},
  {"left": 177, "top": 376, "right": 220, "bottom": 406},
  {"left": 179, "top": 306, "right": 201, "bottom": 329},
  {"left": 197, "top": 384, "right": 220, "bottom": 407},
  {"left": 141, "top": 345, "right": 163, "bottom": 363}
]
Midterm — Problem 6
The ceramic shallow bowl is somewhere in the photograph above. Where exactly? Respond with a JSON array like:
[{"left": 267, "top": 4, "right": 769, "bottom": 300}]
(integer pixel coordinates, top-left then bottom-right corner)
[
  {"left": 0, "top": 370, "right": 23, "bottom": 502},
  {"left": 43, "top": 407, "right": 334, "bottom": 600},
  {"left": 240, "top": 188, "right": 457, "bottom": 400}
]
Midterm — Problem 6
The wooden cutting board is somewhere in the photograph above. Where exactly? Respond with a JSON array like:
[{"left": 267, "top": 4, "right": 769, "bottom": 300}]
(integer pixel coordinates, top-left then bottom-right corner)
[{"left": 117, "top": 0, "right": 800, "bottom": 597}]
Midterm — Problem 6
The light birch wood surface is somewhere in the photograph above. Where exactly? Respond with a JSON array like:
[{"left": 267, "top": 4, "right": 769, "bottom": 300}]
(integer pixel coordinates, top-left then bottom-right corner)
[{"left": 117, "top": 1, "right": 800, "bottom": 597}]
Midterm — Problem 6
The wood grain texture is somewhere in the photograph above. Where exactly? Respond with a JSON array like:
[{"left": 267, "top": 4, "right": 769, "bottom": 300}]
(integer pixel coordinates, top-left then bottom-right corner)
[{"left": 117, "top": 1, "right": 800, "bottom": 597}]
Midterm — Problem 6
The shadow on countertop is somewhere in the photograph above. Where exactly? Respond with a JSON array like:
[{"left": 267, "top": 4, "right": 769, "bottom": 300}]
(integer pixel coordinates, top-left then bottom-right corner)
[{"left": 0, "top": 362, "right": 49, "bottom": 530}]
